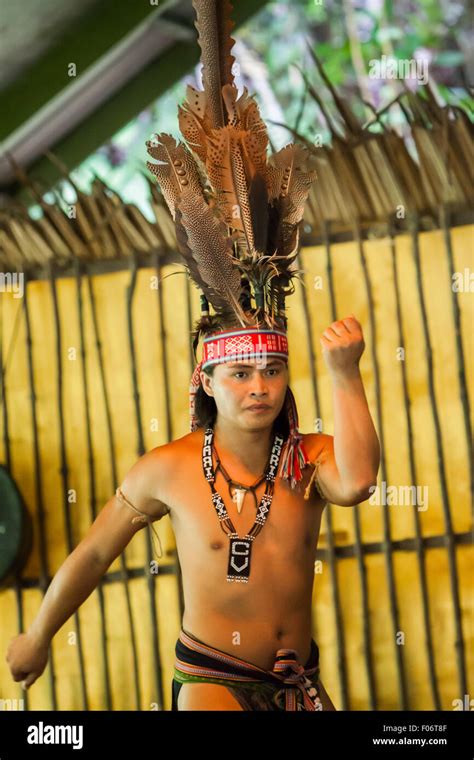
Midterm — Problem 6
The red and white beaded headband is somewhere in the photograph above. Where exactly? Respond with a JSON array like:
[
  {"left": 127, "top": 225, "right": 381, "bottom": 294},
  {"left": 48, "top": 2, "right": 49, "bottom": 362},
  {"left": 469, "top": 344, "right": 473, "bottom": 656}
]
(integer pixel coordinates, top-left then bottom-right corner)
[{"left": 201, "top": 327, "right": 289, "bottom": 370}]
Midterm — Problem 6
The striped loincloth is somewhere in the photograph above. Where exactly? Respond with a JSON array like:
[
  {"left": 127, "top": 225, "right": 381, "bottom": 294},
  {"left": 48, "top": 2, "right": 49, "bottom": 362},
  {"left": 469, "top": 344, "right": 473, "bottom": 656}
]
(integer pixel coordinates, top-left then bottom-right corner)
[{"left": 171, "top": 628, "right": 323, "bottom": 711}]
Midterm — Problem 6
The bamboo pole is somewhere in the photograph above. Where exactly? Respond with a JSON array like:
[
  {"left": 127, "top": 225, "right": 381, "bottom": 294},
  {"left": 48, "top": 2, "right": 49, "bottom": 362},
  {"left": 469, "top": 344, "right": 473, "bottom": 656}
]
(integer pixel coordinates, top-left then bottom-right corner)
[
  {"left": 409, "top": 214, "right": 467, "bottom": 698},
  {"left": 387, "top": 222, "right": 441, "bottom": 709},
  {"left": 74, "top": 260, "right": 112, "bottom": 710},
  {"left": 48, "top": 262, "right": 89, "bottom": 709},
  {"left": 126, "top": 252, "right": 165, "bottom": 710},
  {"left": 23, "top": 278, "right": 59, "bottom": 710},
  {"left": 86, "top": 273, "right": 142, "bottom": 709}
]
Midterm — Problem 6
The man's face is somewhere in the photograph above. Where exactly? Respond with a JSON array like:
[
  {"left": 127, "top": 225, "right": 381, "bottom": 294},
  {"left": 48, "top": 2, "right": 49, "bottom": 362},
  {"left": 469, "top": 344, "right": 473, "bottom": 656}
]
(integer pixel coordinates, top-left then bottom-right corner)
[{"left": 200, "top": 357, "right": 288, "bottom": 430}]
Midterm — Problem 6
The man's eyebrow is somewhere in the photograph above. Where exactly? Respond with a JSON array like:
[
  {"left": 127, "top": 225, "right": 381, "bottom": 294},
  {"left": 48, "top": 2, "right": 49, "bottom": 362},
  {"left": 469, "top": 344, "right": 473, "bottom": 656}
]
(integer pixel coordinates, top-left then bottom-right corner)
[{"left": 226, "top": 360, "right": 285, "bottom": 368}]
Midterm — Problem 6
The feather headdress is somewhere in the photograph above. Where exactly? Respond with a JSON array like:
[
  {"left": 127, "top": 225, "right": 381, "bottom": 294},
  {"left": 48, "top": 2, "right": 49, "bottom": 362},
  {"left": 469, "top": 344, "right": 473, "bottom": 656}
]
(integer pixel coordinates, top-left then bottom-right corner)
[
  {"left": 145, "top": 0, "right": 318, "bottom": 488},
  {"left": 145, "top": 0, "right": 317, "bottom": 330}
]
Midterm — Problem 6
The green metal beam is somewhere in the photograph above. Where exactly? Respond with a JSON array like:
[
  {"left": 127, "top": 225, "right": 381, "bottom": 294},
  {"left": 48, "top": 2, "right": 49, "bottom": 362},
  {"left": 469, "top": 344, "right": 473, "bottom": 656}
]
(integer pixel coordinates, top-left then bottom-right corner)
[
  {"left": 0, "top": 0, "right": 160, "bottom": 141},
  {"left": 5, "top": 0, "right": 270, "bottom": 197}
]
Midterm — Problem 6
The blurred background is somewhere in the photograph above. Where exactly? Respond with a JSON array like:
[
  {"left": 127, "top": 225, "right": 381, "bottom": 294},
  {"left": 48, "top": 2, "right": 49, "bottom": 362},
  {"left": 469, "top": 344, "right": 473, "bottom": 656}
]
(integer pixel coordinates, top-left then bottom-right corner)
[{"left": 0, "top": 0, "right": 472, "bottom": 712}]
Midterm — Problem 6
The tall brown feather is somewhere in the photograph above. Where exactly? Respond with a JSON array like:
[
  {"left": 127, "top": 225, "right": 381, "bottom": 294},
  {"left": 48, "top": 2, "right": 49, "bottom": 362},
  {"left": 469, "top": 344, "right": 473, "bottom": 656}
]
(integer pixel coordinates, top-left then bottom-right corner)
[
  {"left": 179, "top": 83, "right": 270, "bottom": 254},
  {"left": 174, "top": 208, "right": 219, "bottom": 297},
  {"left": 145, "top": 134, "right": 205, "bottom": 220},
  {"left": 267, "top": 144, "right": 317, "bottom": 256},
  {"left": 205, "top": 125, "right": 256, "bottom": 251},
  {"left": 177, "top": 86, "right": 212, "bottom": 165},
  {"left": 177, "top": 192, "right": 250, "bottom": 327},
  {"left": 267, "top": 144, "right": 317, "bottom": 226},
  {"left": 192, "top": 0, "right": 236, "bottom": 130}
]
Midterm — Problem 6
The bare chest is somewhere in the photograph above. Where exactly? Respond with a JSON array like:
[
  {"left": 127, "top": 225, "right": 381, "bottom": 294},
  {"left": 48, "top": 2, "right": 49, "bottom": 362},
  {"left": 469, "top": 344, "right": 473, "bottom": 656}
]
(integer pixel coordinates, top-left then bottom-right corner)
[{"left": 165, "top": 452, "right": 325, "bottom": 570}]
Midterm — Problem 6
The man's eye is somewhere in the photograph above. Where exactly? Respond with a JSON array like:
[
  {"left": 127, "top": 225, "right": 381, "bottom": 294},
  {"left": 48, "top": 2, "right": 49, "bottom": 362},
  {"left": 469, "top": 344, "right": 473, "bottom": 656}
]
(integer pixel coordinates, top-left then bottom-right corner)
[{"left": 233, "top": 372, "right": 247, "bottom": 378}]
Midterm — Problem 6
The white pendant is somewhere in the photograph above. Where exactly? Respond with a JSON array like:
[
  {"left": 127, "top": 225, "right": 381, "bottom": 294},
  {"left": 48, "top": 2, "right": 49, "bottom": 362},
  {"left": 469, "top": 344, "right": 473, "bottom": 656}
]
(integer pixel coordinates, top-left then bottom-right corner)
[{"left": 232, "top": 488, "right": 246, "bottom": 514}]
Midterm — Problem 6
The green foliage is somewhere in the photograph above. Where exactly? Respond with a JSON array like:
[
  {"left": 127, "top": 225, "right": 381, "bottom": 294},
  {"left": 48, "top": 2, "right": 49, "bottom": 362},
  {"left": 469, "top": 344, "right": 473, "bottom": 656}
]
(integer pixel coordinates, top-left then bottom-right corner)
[{"left": 40, "top": 0, "right": 470, "bottom": 217}]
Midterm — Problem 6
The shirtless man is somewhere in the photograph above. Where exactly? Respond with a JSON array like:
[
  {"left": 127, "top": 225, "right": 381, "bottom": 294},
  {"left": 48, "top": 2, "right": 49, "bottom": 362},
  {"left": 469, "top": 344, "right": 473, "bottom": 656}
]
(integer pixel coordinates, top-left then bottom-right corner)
[{"left": 6, "top": 314, "right": 380, "bottom": 711}]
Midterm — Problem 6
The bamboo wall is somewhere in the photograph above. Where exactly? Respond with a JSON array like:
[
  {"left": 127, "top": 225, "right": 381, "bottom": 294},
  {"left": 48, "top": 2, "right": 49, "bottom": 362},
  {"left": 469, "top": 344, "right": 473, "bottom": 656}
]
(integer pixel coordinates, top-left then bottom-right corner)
[{"left": 0, "top": 223, "right": 472, "bottom": 711}]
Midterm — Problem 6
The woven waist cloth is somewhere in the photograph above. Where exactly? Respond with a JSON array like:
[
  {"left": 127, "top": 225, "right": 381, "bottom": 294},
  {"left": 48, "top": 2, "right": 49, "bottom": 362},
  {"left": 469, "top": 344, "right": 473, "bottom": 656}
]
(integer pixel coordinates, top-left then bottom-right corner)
[{"left": 171, "top": 628, "right": 322, "bottom": 711}]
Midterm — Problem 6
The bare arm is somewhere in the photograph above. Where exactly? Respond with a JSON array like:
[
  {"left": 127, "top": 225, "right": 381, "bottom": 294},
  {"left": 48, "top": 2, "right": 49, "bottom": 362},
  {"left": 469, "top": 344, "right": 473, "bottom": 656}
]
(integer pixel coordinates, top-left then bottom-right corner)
[
  {"left": 5, "top": 447, "right": 170, "bottom": 688},
  {"left": 27, "top": 528, "right": 117, "bottom": 648},
  {"left": 309, "top": 315, "right": 380, "bottom": 506}
]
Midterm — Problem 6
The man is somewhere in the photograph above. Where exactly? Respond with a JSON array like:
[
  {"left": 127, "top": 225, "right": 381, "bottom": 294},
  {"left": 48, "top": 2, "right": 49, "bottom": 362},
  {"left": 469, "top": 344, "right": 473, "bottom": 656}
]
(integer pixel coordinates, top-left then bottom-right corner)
[
  {"left": 6, "top": 0, "right": 380, "bottom": 711},
  {"left": 6, "top": 312, "right": 380, "bottom": 711}
]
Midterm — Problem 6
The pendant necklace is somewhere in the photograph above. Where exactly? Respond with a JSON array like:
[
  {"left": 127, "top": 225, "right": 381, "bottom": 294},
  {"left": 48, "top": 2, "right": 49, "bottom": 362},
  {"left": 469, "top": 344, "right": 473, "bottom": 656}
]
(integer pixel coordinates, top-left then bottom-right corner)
[
  {"left": 213, "top": 444, "right": 267, "bottom": 514},
  {"left": 201, "top": 426, "right": 285, "bottom": 583}
]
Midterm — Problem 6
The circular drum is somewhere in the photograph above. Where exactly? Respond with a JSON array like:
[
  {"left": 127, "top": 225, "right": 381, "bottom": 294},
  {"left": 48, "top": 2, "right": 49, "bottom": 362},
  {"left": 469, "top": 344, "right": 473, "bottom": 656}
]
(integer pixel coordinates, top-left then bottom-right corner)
[{"left": 0, "top": 465, "right": 33, "bottom": 586}]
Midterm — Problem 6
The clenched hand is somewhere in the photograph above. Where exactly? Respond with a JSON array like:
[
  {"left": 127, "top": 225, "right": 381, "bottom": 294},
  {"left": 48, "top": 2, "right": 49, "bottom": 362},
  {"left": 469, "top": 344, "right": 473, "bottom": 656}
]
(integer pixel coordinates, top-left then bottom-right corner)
[
  {"left": 320, "top": 315, "right": 365, "bottom": 375},
  {"left": 5, "top": 632, "right": 49, "bottom": 690}
]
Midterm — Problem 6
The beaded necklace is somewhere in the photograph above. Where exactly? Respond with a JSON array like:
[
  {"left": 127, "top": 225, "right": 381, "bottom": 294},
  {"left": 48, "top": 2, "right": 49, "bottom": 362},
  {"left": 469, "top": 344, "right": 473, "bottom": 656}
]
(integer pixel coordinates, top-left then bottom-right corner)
[
  {"left": 213, "top": 442, "right": 267, "bottom": 514},
  {"left": 201, "top": 426, "right": 285, "bottom": 583}
]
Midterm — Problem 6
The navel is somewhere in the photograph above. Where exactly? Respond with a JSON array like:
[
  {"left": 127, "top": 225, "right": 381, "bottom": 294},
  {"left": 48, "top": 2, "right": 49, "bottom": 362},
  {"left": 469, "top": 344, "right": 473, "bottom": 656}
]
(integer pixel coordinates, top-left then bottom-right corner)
[{"left": 210, "top": 540, "right": 224, "bottom": 550}]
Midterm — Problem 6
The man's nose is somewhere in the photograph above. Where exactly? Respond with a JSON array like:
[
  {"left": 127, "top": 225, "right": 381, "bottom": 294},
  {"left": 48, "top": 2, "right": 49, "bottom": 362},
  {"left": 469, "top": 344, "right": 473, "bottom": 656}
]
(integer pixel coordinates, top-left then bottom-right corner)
[{"left": 250, "top": 375, "right": 268, "bottom": 396}]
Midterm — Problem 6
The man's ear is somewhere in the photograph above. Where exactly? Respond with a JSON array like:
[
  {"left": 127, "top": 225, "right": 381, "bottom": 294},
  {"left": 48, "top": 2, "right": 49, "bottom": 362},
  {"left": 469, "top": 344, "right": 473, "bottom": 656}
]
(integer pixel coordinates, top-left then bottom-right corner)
[{"left": 200, "top": 371, "right": 214, "bottom": 397}]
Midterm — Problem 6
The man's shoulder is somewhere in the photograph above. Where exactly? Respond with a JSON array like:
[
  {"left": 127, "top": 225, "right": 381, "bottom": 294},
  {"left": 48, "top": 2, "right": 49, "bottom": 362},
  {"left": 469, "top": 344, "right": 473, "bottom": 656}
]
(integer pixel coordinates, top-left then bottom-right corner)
[
  {"left": 302, "top": 432, "right": 333, "bottom": 461},
  {"left": 119, "top": 430, "right": 203, "bottom": 519},
  {"left": 140, "top": 429, "right": 203, "bottom": 473},
  {"left": 150, "top": 428, "right": 203, "bottom": 458}
]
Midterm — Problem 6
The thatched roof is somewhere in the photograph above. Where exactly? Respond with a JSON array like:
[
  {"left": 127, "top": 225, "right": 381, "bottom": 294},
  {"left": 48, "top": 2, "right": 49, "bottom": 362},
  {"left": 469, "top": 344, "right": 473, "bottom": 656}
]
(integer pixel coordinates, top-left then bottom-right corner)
[{"left": 1, "top": 79, "right": 472, "bottom": 274}]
